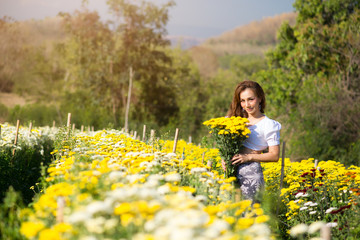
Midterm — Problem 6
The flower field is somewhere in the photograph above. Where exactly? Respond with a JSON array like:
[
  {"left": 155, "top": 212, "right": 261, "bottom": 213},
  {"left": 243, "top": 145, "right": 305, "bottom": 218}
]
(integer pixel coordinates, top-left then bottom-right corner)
[
  {"left": 0, "top": 124, "right": 359, "bottom": 239},
  {"left": 262, "top": 159, "right": 360, "bottom": 239},
  {"left": 19, "top": 129, "right": 271, "bottom": 240},
  {"left": 0, "top": 123, "right": 55, "bottom": 203}
]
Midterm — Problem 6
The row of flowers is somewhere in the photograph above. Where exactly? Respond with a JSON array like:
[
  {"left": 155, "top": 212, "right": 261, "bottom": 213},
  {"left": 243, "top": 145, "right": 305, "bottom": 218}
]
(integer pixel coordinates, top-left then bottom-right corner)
[
  {"left": 262, "top": 158, "right": 360, "bottom": 239},
  {"left": 20, "top": 129, "right": 272, "bottom": 240},
  {"left": 3, "top": 121, "right": 359, "bottom": 239},
  {"left": 0, "top": 122, "right": 57, "bottom": 152}
]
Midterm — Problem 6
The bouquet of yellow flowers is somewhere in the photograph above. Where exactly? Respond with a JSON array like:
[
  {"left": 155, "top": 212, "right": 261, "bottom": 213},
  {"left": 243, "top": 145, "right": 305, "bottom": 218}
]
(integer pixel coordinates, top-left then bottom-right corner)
[{"left": 203, "top": 116, "right": 251, "bottom": 178}]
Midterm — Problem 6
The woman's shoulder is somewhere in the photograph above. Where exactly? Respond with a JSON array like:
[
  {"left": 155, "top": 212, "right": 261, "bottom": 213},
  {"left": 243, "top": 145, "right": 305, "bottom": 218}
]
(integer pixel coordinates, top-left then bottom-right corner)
[{"left": 261, "top": 116, "right": 281, "bottom": 130}]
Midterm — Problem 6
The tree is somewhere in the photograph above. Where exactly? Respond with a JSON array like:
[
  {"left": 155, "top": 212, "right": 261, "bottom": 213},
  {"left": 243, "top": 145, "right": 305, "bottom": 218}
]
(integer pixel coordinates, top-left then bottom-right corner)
[
  {"left": 106, "top": 0, "right": 176, "bottom": 130},
  {"left": 57, "top": 9, "right": 120, "bottom": 125},
  {"left": 254, "top": 0, "right": 360, "bottom": 164},
  {"left": 0, "top": 17, "right": 27, "bottom": 92}
]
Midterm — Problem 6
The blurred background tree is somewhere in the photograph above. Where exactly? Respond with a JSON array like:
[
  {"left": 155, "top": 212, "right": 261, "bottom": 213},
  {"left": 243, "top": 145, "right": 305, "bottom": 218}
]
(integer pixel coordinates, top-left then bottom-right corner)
[{"left": 254, "top": 0, "right": 360, "bottom": 165}]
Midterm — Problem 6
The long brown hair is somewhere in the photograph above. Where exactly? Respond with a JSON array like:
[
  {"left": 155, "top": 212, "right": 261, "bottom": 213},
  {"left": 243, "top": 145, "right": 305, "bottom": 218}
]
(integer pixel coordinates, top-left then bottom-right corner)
[{"left": 226, "top": 80, "right": 266, "bottom": 118}]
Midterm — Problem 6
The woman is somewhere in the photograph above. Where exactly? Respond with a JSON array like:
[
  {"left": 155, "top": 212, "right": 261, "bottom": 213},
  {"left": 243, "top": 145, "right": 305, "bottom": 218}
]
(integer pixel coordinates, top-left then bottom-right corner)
[{"left": 223, "top": 80, "right": 281, "bottom": 200}]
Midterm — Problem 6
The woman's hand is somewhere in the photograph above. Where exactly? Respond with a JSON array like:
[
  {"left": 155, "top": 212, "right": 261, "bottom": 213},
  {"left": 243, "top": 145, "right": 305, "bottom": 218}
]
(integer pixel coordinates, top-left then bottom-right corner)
[
  {"left": 231, "top": 154, "right": 252, "bottom": 165},
  {"left": 221, "top": 159, "right": 226, "bottom": 171}
]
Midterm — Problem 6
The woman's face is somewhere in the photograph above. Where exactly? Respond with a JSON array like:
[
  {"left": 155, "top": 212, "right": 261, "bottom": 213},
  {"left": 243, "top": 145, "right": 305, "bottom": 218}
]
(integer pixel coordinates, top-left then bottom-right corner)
[{"left": 240, "top": 88, "right": 261, "bottom": 116}]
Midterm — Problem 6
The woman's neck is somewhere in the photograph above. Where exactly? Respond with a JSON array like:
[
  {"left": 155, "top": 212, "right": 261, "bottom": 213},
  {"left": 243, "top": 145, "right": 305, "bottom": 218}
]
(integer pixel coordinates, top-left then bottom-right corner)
[
  {"left": 248, "top": 112, "right": 264, "bottom": 120},
  {"left": 247, "top": 112, "right": 265, "bottom": 124}
]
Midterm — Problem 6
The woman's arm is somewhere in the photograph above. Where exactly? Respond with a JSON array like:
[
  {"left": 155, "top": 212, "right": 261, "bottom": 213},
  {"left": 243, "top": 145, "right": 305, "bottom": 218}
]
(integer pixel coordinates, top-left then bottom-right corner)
[{"left": 231, "top": 145, "right": 280, "bottom": 165}]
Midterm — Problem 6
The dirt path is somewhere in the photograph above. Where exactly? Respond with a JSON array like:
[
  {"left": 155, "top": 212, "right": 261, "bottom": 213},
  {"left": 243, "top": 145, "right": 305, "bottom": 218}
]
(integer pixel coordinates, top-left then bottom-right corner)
[{"left": 0, "top": 92, "right": 27, "bottom": 108}]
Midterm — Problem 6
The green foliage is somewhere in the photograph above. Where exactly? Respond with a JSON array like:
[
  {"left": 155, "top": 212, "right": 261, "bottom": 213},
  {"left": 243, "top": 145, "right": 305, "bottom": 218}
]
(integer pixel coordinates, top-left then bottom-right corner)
[
  {"left": 0, "top": 103, "right": 8, "bottom": 120},
  {"left": 60, "top": 90, "right": 115, "bottom": 130},
  {"left": 0, "top": 187, "right": 25, "bottom": 240},
  {"left": 0, "top": 138, "right": 54, "bottom": 204},
  {"left": 254, "top": 0, "right": 360, "bottom": 165},
  {"left": 7, "top": 104, "right": 58, "bottom": 127},
  {"left": 219, "top": 54, "right": 267, "bottom": 76}
]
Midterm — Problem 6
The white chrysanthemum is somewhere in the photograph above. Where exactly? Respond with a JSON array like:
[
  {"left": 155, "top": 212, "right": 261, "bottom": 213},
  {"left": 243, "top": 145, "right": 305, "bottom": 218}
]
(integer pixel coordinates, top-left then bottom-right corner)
[
  {"left": 308, "top": 221, "right": 325, "bottom": 234},
  {"left": 125, "top": 152, "right": 140, "bottom": 157},
  {"left": 245, "top": 223, "right": 271, "bottom": 237},
  {"left": 85, "top": 217, "right": 106, "bottom": 234},
  {"left": 67, "top": 211, "right": 91, "bottom": 223},
  {"left": 153, "top": 226, "right": 171, "bottom": 239},
  {"left": 166, "top": 153, "right": 177, "bottom": 158},
  {"left": 158, "top": 184, "right": 171, "bottom": 195},
  {"left": 145, "top": 179, "right": 160, "bottom": 188},
  {"left": 190, "top": 167, "right": 207, "bottom": 174},
  {"left": 299, "top": 206, "right": 308, "bottom": 211},
  {"left": 309, "top": 211, "right": 317, "bottom": 215},
  {"left": 165, "top": 173, "right": 181, "bottom": 182},
  {"left": 137, "top": 188, "right": 158, "bottom": 199},
  {"left": 92, "top": 170, "right": 101, "bottom": 176},
  {"left": 103, "top": 218, "right": 118, "bottom": 231},
  {"left": 139, "top": 161, "right": 150, "bottom": 168},
  {"left": 169, "top": 228, "right": 195, "bottom": 240},
  {"left": 86, "top": 200, "right": 112, "bottom": 215},
  {"left": 141, "top": 152, "right": 153, "bottom": 157},
  {"left": 195, "top": 195, "right": 207, "bottom": 202},
  {"left": 325, "top": 207, "right": 337, "bottom": 214},
  {"left": 208, "top": 188, "right": 215, "bottom": 194},
  {"left": 290, "top": 223, "right": 308, "bottom": 237},
  {"left": 326, "top": 222, "right": 338, "bottom": 228},
  {"left": 295, "top": 192, "right": 309, "bottom": 198},
  {"left": 126, "top": 174, "right": 144, "bottom": 183},
  {"left": 204, "top": 219, "right": 230, "bottom": 238},
  {"left": 147, "top": 161, "right": 160, "bottom": 168}
]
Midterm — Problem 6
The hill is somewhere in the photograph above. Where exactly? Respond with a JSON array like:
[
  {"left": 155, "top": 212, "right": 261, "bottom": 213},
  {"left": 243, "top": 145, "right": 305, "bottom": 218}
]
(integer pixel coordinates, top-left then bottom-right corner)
[
  {"left": 186, "top": 12, "right": 297, "bottom": 78},
  {"left": 199, "top": 12, "right": 297, "bottom": 56}
]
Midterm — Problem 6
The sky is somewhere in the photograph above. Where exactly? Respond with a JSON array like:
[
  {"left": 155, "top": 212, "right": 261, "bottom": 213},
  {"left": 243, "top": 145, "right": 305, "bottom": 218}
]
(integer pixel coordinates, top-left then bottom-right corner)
[{"left": 0, "top": 0, "right": 295, "bottom": 39}]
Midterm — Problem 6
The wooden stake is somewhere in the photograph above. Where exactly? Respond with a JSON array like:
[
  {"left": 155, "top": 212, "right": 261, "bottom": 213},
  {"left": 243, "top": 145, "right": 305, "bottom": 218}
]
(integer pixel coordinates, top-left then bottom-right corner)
[
  {"left": 67, "top": 113, "right": 71, "bottom": 128},
  {"left": 67, "top": 113, "right": 71, "bottom": 137},
  {"left": 142, "top": 125, "right": 146, "bottom": 142},
  {"left": 150, "top": 129, "right": 155, "bottom": 145},
  {"left": 29, "top": 122, "right": 32, "bottom": 133},
  {"left": 81, "top": 125, "right": 84, "bottom": 132},
  {"left": 172, "top": 128, "right": 179, "bottom": 153},
  {"left": 91, "top": 126, "right": 94, "bottom": 132},
  {"left": 314, "top": 159, "right": 319, "bottom": 168},
  {"left": 235, "top": 188, "right": 242, "bottom": 202},
  {"left": 276, "top": 141, "right": 286, "bottom": 216},
  {"left": 53, "top": 120, "right": 56, "bottom": 128},
  {"left": 56, "top": 197, "right": 65, "bottom": 223},
  {"left": 133, "top": 131, "right": 137, "bottom": 139},
  {"left": 207, "top": 160, "right": 213, "bottom": 169},
  {"left": 279, "top": 141, "right": 286, "bottom": 190},
  {"left": 124, "top": 66, "right": 134, "bottom": 132},
  {"left": 202, "top": 152, "right": 205, "bottom": 164},
  {"left": 321, "top": 225, "right": 331, "bottom": 240},
  {"left": 13, "top": 120, "right": 20, "bottom": 156},
  {"left": 72, "top": 123, "right": 75, "bottom": 132},
  {"left": 188, "top": 136, "right": 192, "bottom": 143}
]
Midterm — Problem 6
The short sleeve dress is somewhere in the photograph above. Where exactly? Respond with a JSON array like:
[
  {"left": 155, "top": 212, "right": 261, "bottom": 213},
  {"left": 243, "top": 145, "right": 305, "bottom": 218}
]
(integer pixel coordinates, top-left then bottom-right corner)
[{"left": 236, "top": 116, "right": 281, "bottom": 200}]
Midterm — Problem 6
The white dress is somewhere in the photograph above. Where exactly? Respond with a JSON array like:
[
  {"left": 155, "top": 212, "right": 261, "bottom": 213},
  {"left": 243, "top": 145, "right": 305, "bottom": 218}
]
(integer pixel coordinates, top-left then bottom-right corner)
[{"left": 236, "top": 116, "right": 281, "bottom": 200}]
